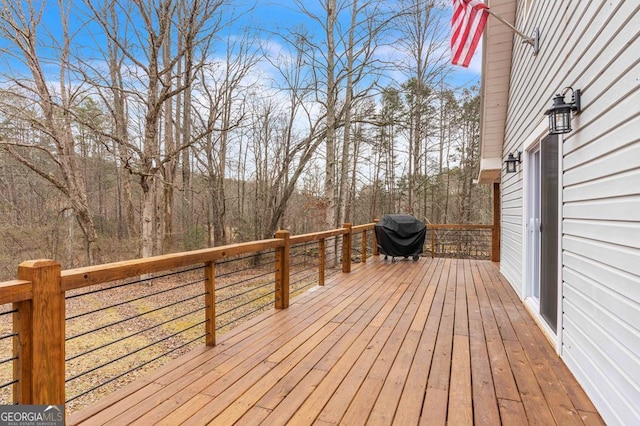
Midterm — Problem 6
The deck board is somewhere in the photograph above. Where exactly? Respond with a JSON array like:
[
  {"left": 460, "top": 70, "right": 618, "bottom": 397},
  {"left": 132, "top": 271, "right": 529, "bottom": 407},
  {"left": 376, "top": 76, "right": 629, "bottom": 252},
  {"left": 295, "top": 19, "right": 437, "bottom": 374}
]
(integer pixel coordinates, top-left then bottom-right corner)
[{"left": 69, "top": 258, "right": 603, "bottom": 425}]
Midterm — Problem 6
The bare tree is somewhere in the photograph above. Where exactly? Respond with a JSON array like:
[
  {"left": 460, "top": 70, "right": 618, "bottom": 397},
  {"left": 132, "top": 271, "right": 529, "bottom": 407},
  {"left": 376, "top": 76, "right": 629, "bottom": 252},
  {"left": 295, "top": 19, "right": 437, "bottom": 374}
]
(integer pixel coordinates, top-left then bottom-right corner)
[
  {"left": 323, "top": 0, "right": 338, "bottom": 231},
  {"left": 192, "top": 30, "right": 259, "bottom": 246},
  {"left": 288, "top": 0, "right": 394, "bottom": 228},
  {"left": 253, "top": 30, "right": 326, "bottom": 239},
  {"left": 395, "top": 0, "right": 450, "bottom": 215},
  {"left": 83, "top": 0, "right": 228, "bottom": 257},
  {"left": 0, "top": 0, "right": 101, "bottom": 263}
]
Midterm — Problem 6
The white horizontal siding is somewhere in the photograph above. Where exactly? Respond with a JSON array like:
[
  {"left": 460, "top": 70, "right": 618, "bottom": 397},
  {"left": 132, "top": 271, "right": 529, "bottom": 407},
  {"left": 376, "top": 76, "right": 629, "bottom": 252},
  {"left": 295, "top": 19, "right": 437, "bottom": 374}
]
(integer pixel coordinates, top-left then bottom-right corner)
[
  {"left": 563, "top": 235, "right": 640, "bottom": 279},
  {"left": 563, "top": 251, "right": 640, "bottom": 305},
  {"left": 563, "top": 220, "right": 640, "bottom": 250},
  {"left": 564, "top": 268, "right": 640, "bottom": 351},
  {"left": 562, "top": 322, "right": 640, "bottom": 425},
  {"left": 500, "top": 170, "right": 523, "bottom": 294},
  {"left": 564, "top": 139, "right": 640, "bottom": 187},
  {"left": 501, "top": 0, "right": 640, "bottom": 423},
  {"left": 564, "top": 116, "right": 640, "bottom": 172},
  {"left": 564, "top": 168, "right": 640, "bottom": 203},
  {"left": 563, "top": 296, "right": 640, "bottom": 399},
  {"left": 563, "top": 195, "right": 640, "bottom": 222}
]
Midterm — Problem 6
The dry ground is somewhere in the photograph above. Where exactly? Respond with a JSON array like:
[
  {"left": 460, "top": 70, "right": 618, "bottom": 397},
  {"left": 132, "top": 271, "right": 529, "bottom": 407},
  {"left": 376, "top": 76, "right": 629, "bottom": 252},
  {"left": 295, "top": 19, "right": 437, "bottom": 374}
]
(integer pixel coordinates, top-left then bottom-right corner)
[{"left": 0, "top": 252, "right": 334, "bottom": 414}]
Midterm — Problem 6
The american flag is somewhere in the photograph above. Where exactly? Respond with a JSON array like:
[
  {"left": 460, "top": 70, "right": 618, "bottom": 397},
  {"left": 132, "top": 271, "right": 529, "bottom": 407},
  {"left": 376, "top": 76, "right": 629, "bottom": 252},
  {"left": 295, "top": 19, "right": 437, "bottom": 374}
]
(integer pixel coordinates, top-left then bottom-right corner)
[{"left": 451, "top": 0, "right": 489, "bottom": 67}]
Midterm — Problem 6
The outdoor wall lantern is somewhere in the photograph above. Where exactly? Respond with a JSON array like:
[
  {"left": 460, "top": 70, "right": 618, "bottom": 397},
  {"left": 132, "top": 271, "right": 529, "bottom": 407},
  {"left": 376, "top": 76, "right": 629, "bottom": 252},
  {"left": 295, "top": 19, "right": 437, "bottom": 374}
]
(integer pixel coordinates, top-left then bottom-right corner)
[
  {"left": 545, "top": 87, "right": 581, "bottom": 134},
  {"left": 505, "top": 151, "right": 521, "bottom": 173}
]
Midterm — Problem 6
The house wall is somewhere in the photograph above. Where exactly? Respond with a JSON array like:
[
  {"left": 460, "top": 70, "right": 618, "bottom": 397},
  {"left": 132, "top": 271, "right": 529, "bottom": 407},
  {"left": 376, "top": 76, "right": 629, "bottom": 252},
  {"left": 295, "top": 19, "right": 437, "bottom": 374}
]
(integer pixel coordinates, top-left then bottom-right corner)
[{"left": 501, "top": 1, "right": 640, "bottom": 424}]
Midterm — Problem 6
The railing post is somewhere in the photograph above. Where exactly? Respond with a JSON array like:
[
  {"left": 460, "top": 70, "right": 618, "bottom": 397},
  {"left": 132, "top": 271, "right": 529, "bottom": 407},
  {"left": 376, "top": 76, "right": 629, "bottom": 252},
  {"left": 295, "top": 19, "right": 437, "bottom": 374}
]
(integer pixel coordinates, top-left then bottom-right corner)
[
  {"left": 373, "top": 219, "right": 379, "bottom": 256},
  {"left": 361, "top": 229, "right": 368, "bottom": 263},
  {"left": 342, "top": 223, "right": 352, "bottom": 273},
  {"left": 204, "top": 261, "right": 216, "bottom": 346},
  {"left": 492, "top": 182, "right": 501, "bottom": 262},
  {"left": 275, "top": 230, "right": 290, "bottom": 309},
  {"left": 14, "top": 259, "right": 64, "bottom": 405},
  {"left": 431, "top": 227, "right": 436, "bottom": 258},
  {"left": 319, "top": 238, "right": 325, "bottom": 286}
]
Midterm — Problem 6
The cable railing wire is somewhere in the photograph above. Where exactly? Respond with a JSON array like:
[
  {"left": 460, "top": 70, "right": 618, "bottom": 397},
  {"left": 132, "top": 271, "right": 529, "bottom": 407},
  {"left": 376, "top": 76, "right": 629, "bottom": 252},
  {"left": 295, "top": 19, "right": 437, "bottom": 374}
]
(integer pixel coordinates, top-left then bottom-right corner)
[
  {"left": 289, "top": 257, "right": 319, "bottom": 269},
  {"left": 289, "top": 242, "right": 317, "bottom": 257},
  {"left": 66, "top": 279, "right": 203, "bottom": 321},
  {"left": 216, "top": 280, "right": 274, "bottom": 304},
  {"left": 66, "top": 331, "right": 206, "bottom": 403},
  {"left": 289, "top": 252, "right": 318, "bottom": 264},
  {"left": 0, "top": 308, "right": 18, "bottom": 394},
  {"left": 216, "top": 288, "right": 276, "bottom": 318},
  {"left": 290, "top": 263, "right": 318, "bottom": 278},
  {"left": 66, "top": 265, "right": 204, "bottom": 300},
  {"left": 0, "top": 356, "right": 17, "bottom": 366},
  {"left": 0, "top": 379, "right": 17, "bottom": 390},
  {"left": 214, "top": 250, "right": 276, "bottom": 276},
  {"left": 289, "top": 244, "right": 311, "bottom": 255},
  {"left": 0, "top": 333, "right": 17, "bottom": 342},
  {"left": 290, "top": 270, "right": 318, "bottom": 288},
  {"left": 215, "top": 297, "right": 275, "bottom": 331},
  {"left": 216, "top": 267, "right": 275, "bottom": 291},
  {"left": 429, "top": 228, "right": 492, "bottom": 259},
  {"left": 291, "top": 280, "right": 317, "bottom": 296},
  {"left": 216, "top": 250, "right": 274, "bottom": 266},
  {"left": 66, "top": 320, "right": 206, "bottom": 385},
  {"left": 65, "top": 247, "right": 280, "bottom": 399},
  {"left": 66, "top": 304, "right": 205, "bottom": 362},
  {"left": 66, "top": 291, "right": 205, "bottom": 342}
]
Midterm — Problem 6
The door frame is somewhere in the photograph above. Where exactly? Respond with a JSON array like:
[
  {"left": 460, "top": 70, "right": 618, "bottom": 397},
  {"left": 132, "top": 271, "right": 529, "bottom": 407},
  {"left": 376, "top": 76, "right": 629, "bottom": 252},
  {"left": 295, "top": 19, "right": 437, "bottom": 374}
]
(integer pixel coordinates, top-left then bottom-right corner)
[
  {"left": 521, "top": 120, "right": 563, "bottom": 354},
  {"left": 525, "top": 141, "right": 541, "bottom": 307}
]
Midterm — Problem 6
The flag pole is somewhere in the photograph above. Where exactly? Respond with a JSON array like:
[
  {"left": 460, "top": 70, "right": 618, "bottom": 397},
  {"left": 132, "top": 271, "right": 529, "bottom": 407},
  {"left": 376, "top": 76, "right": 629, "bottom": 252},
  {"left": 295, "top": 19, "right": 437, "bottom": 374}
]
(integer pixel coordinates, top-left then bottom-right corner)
[{"left": 486, "top": 8, "right": 539, "bottom": 55}]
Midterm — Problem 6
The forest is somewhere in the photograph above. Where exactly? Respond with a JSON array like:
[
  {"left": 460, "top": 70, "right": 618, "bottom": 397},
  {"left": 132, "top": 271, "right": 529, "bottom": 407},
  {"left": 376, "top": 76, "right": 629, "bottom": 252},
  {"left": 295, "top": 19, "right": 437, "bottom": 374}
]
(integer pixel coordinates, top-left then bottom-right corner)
[{"left": 0, "top": 0, "right": 492, "bottom": 280}]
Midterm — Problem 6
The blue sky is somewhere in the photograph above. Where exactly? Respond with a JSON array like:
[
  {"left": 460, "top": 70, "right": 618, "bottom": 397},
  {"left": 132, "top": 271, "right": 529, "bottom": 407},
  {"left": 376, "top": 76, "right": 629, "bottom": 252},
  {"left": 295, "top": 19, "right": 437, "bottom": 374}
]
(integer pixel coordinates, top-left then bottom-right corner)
[
  {"left": 22, "top": 0, "right": 481, "bottom": 93},
  {"left": 231, "top": 0, "right": 482, "bottom": 90}
]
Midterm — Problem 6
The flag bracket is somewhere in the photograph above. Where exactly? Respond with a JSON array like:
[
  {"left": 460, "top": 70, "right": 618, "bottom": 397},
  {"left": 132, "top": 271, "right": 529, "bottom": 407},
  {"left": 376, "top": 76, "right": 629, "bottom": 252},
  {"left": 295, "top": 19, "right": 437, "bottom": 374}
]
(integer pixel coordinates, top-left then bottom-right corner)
[
  {"left": 488, "top": 8, "right": 540, "bottom": 55},
  {"left": 526, "top": 27, "right": 540, "bottom": 55}
]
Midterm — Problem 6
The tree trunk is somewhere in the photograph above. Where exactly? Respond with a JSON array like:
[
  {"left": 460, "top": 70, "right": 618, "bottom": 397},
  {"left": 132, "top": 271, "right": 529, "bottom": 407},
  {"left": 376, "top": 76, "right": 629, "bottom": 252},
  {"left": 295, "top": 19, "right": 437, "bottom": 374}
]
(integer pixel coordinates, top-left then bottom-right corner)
[{"left": 324, "top": 0, "right": 338, "bottom": 233}]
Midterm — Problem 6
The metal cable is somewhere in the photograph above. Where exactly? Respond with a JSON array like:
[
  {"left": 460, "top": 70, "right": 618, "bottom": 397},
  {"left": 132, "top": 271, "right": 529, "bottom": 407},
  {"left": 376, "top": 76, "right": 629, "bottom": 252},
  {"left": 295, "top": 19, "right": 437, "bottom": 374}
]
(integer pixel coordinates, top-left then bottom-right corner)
[
  {"left": 215, "top": 301, "right": 273, "bottom": 331},
  {"left": 65, "top": 331, "right": 206, "bottom": 403},
  {"left": 66, "top": 292, "right": 205, "bottom": 341},
  {"left": 290, "top": 264, "right": 317, "bottom": 277},
  {"left": 66, "top": 265, "right": 204, "bottom": 299},
  {"left": 290, "top": 270, "right": 318, "bottom": 287},
  {"left": 216, "top": 280, "right": 274, "bottom": 304},
  {"left": 0, "top": 355, "right": 18, "bottom": 365},
  {"left": 0, "top": 333, "right": 17, "bottom": 342},
  {"left": 291, "top": 280, "right": 317, "bottom": 295},
  {"left": 216, "top": 268, "right": 274, "bottom": 291},
  {"left": 0, "top": 379, "right": 18, "bottom": 390},
  {"left": 326, "top": 267, "right": 341, "bottom": 279},
  {"left": 215, "top": 250, "right": 276, "bottom": 272},
  {"left": 66, "top": 305, "right": 204, "bottom": 362},
  {"left": 66, "top": 320, "right": 206, "bottom": 384},
  {"left": 66, "top": 279, "right": 203, "bottom": 321},
  {"left": 216, "top": 289, "right": 275, "bottom": 318},
  {"left": 289, "top": 258, "right": 318, "bottom": 269}
]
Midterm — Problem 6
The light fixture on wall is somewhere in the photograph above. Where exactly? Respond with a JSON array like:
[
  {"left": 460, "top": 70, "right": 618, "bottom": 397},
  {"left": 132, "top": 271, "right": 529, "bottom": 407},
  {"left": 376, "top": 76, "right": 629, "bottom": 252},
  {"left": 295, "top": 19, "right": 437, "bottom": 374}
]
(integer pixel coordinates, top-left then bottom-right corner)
[
  {"left": 505, "top": 151, "right": 521, "bottom": 174},
  {"left": 545, "top": 87, "right": 581, "bottom": 134}
]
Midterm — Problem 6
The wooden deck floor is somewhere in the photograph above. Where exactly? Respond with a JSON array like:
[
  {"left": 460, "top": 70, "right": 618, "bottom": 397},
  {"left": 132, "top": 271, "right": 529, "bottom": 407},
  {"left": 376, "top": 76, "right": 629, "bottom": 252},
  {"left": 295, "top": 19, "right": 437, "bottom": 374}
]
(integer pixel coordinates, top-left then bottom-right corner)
[{"left": 69, "top": 258, "right": 603, "bottom": 425}]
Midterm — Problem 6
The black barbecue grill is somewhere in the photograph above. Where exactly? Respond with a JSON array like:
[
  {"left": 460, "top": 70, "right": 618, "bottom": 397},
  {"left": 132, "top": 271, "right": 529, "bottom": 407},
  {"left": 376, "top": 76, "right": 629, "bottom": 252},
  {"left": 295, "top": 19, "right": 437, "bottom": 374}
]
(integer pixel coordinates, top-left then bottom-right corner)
[{"left": 374, "top": 214, "right": 426, "bottom": 262}]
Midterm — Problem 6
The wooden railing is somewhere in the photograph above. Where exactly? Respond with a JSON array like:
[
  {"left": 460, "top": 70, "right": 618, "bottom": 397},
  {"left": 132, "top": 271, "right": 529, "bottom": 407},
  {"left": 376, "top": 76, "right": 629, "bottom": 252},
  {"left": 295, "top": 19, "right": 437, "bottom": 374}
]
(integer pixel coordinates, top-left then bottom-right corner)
[
  {"left": 0, "top": 220, "right": 496, "bottom": 410},
  {"left": 0, "top": 222, "right": 376, "bottom": 407},
  {"left": 425, "top": 224, "right": 495, "bottom": 260}
]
